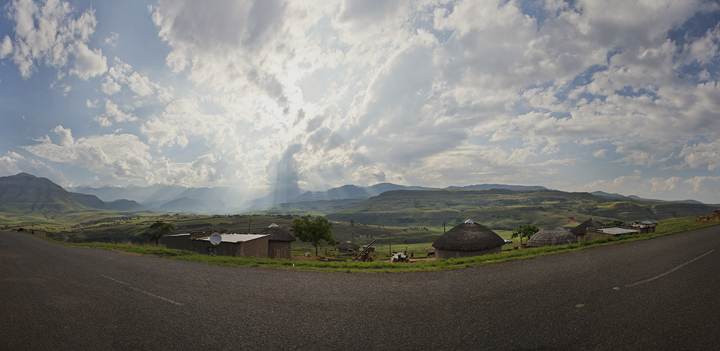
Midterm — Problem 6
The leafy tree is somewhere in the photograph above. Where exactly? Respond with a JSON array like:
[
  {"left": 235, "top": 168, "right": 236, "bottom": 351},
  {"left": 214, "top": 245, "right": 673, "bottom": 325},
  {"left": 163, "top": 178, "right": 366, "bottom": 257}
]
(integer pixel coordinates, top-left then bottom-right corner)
[
  {"left": 511, "top": 224, "right": 540, "bottom": 247},
  {"left": 607, "top": 220, "right": 624, "bottom": 226},
  {"left": 141, "top": 221, "right": 175, "bottom": 245},
  {"left": 291, "top": 216, "right": 335, "bottom": 256}
]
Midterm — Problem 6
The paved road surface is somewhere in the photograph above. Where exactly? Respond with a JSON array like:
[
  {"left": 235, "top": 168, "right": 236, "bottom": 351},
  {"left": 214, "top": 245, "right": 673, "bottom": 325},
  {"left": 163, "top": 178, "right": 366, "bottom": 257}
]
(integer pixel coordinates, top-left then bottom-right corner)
[{"left": 2, "top": 227, "right": 720, "bottom": 350}]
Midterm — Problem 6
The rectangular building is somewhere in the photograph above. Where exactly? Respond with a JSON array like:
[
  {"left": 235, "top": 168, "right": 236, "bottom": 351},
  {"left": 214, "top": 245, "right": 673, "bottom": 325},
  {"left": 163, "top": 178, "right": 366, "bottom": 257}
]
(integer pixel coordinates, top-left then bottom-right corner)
[{"left": 166, "top": 233, "right": 269, "bottom": 258}]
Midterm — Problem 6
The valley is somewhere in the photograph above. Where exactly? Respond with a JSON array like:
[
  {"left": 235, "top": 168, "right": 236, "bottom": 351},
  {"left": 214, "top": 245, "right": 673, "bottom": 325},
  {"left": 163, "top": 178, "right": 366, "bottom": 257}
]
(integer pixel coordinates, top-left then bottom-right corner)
[{"left": 1, "top": 172, "right": 717, "bottom": 250}]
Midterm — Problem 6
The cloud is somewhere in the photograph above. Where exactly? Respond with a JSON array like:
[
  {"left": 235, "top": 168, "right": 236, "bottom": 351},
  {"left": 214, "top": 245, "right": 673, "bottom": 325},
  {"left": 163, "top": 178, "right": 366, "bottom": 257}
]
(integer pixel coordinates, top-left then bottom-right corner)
[
  {"left": 23, "top": 126, "right": 154, "bottom": 183},
  {"left": 70, "top": 43, "right": 107, "bottom": 79},
  {"left": 104, "top": 100, "right": 137, "bottom": 123},
  {"left": 103, "top": 58, "right": 173, "bottom": 101},
  {"left": 134, "top": 0, "right": 720, "bottom": 192},
  {"left": 0, "top": 151, "right": 69, "bottom": 186},
  {"left": 101, "top": 76, "right": 121, "bottom": 95},
  {"left": 0, "top": 36, "right": 12, "bottom": 59},
  {"left": 104, "top": 32, "right": 119, "bottom": 47},
  {"left": 679, "top": 139, "right": 720, "bottom": 170},
  {"left": 6, "top": 0, "right": 106, "bottom": 79}
]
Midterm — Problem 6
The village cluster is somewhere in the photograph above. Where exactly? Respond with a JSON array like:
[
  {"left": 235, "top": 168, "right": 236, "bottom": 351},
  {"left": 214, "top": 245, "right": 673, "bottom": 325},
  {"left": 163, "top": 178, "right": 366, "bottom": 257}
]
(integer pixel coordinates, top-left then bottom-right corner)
[{"left": 160, "top": 218, "right": 658, "bottom": 261}]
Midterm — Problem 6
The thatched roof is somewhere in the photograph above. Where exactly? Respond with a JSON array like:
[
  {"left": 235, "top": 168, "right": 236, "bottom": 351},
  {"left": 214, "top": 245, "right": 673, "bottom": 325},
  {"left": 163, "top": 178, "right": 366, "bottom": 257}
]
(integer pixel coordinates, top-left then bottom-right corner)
[
  {"left": 570, "top": 218, "right": 605, "bottom": 235},
  {"left": 526, "top": 227, "right": 577, "bottom": 247},
  {"left": 259, "top": 223, "right": 296, "bottom": 242},
  {"left": 432, "top": 220, "right": 505, "bottom": 251},
  {"left": 337, "top": 241, "right": 360, "bottom": 251}
]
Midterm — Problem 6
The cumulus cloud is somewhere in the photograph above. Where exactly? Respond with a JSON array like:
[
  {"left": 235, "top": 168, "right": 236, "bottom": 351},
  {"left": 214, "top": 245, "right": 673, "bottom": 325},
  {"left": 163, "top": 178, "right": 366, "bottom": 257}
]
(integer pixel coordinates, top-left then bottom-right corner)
[
  {"left": 7, "top": 0, "right": 720, "bottom": 198},
  {"left": 133, "top": 0, "right": 720, "bottom": 193},
  {"left": 70, "top": 43, "right": 107, "bottom": 79},
  {"left": 679, "top": 139, "right": 720, "bottom": 170},
  {"left": 0, "top": 36, "right": 12, "bottom": 59},
  {"left": 23, "top": 126, "right": 154, "bottom": 183},
  {"left": 6, "top": 0, "right": 106, "bottom": 79},
  {"left": 102, "top": 58, "right": 173, "bottom": 101}
]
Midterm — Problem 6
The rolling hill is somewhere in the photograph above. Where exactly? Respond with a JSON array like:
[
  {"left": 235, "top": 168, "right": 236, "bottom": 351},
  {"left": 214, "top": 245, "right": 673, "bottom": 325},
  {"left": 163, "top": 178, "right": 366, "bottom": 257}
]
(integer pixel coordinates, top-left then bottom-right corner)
[{"left": 325, "top": 189, "right": 717, "bottom": 230}]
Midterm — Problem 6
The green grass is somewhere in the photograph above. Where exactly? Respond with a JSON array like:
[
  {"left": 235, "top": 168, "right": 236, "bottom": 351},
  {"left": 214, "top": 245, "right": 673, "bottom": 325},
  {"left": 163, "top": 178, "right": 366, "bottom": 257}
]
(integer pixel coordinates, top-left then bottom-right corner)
[{"left": 36, "top": 216, "right": 719, "bottom": 273}]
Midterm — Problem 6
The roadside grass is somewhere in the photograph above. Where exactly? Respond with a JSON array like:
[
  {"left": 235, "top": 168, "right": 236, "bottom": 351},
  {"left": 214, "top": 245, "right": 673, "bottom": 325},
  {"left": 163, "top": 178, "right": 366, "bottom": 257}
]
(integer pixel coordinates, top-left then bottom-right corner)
[{"left": 38, "top": 216, "right": 720, "bottom": 273}]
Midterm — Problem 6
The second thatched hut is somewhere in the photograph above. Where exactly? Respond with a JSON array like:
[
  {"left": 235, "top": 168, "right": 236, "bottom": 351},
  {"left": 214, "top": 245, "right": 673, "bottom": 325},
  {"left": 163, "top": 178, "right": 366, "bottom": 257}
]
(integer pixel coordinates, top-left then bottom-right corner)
[
  {"left": 526, "top": 227, "right": 578, "bottom": 247},
  {"left": 337, "top": 241, "right": 360, "bottom": 253},
  {"left": 432, "top": 219, "right": 505, "bottom": 259},
  {"left": 570, "top": 218, "right": 605, "bottom": 237}
]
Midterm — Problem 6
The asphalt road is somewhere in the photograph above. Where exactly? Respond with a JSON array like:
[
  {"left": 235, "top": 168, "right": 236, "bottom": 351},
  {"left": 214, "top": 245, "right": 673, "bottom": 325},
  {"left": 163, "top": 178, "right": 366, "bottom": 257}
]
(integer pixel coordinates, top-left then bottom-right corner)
[{"left": 2, "top": 226, "right": 720, "bottom": 350}]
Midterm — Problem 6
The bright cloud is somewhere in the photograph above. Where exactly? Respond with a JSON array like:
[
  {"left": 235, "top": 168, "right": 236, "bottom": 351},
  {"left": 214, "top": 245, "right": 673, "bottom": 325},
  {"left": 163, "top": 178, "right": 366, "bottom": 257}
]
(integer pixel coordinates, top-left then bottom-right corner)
[{"left": 1, "top": 0, "right": 720, "bottom": 203}]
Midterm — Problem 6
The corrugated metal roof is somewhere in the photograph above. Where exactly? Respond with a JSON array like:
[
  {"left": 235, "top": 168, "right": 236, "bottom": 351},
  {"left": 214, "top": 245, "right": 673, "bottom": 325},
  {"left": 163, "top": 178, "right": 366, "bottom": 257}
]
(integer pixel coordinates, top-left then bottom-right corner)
[
  {"left": 195, "top": 234, "right": 268, "bottom": 243},
  {"left": 166, "top": 233, "right": 190, "bottom": 237},
  {"left": 599, "top": 227, "right": 638, "bottom": 235}
]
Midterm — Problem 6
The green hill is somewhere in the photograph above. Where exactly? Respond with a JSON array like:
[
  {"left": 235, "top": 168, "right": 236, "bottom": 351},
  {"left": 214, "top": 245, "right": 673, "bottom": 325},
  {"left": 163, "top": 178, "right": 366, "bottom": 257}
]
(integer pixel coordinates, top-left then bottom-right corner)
[
  {"left": 0, "top": 173, "right": 88, "bottom": 213},
  {"left": 325, "top": 189, "right": 716, "bottom": 230}
]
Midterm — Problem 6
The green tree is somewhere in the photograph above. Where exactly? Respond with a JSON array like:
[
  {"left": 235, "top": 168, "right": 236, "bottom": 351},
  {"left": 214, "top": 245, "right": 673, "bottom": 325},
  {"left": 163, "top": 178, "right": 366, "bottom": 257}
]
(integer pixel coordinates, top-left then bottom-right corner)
[
  {"left": 607, "top": 220, "right": 624, "bottom": 226},
  {"left": 291, "top": 216, "right": 335, "bottom": 256},
  {"left": 511, "top": 224, "right": 540, "bottom": 247},
  {"left": 141, "top": 221, "right": 175, "bottom": 245}
]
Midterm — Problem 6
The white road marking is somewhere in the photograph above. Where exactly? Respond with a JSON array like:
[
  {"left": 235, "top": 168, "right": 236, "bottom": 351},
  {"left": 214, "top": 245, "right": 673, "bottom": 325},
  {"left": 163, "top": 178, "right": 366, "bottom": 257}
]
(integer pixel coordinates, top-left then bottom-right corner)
[
  {"left": 101, "top": 275, "right": 183, "bottom": 306},
  {"left": 625, "top": 249, "right": 715, "bottom": 288}
]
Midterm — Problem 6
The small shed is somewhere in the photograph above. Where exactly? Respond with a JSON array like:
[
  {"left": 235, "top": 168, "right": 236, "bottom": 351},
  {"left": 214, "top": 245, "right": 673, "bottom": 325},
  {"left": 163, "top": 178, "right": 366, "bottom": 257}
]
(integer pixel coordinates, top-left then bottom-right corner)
[
  {"left": 432, "top": 219, "right": 505, "bottom": 259},
  {"left": 260, "top": 223, "right": 296, "bottom": 259},
  {"left": 585, "top": 227, "right": 638, "bottom": 241},
  {"left": 337, "top": 241, "right": 360, "bottom": 253},
  {"left": 570, "top": 218, "right": 605, "bottom": 237},
  {"left": 526, "top": 227, "right": 577, "bottom": 247},
  {"left": 166, "top": 233, "right": 269, "bottom": 258}
]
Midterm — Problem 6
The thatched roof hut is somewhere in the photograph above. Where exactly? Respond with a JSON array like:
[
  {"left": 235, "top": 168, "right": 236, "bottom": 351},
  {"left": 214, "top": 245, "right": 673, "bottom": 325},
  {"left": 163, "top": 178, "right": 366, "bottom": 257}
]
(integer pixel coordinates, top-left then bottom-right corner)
[
  {"left": 337, "top": 241, "right": 360, "bottom": 251},
  {"left": 260, "top": 223, "right": 296, "bottom": 242},
  {"left": 526, "top": 227, "right": 577, "bottom": 247},
  {"left": 570, "top": 218, "right": 605, "bottom": 235},
  {"left": 432, "top": 219, "right": 505, "bottom": 259}
]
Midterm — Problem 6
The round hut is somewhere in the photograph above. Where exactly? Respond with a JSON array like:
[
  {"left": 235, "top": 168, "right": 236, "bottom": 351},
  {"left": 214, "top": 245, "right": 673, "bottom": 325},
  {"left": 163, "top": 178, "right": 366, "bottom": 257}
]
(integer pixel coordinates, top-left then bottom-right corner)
[
  {"left": 337, "top": 241, "right": 360, "bottom": 253},
  {"left": 526, "top": 227, "right": 578, "bottom": 247},
  {"left": 260, "top": 223, "right": 296, "bottom": 259},
  {"left": 570, "top": 218, "right": 605, "bottom": 236},
  {"left": 432, "top": 219, "right": 505, "bottom": 259}
]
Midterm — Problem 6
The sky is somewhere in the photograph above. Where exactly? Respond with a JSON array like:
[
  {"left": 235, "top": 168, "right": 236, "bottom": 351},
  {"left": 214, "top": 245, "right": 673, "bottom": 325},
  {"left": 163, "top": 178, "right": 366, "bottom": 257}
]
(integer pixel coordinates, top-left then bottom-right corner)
[{"left": 1, "top": 0, "right": 720, "bottom": 204}]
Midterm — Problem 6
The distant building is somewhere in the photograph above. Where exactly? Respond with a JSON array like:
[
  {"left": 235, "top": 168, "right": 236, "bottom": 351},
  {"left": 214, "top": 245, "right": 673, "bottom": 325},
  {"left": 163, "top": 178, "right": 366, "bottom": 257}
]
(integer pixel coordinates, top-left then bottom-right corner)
[
  {"left": 432, "top": 219, "right": 505, "bottom": 259},
  {"left": 166, "top": 233, "right": 269, "bottom": 258},
  {"left": 570, "top": 218, "right": 605, "bottom": 239},
  {"left": 626, "top": 221, "right": 657, "bottom": 234},
  {"left": 337, "top": 241, "right": 360, "bottom": 253},
  {"left": 584, "top": 227, "right": 639, "bottom": 241},
  {"left": 259, "top": 223, "right": 296, "bottom": 259},
  {"left": 526, "top": 227, "right": 577, "bottom": 247}
]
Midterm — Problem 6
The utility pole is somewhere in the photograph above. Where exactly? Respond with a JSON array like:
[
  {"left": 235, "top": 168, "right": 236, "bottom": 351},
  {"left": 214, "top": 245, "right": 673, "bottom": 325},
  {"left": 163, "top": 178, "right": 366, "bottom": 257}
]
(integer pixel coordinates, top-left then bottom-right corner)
[
  {"left": 443, "top": 222, "right": 446, "bottom": 234},
  {"left": 389, "top": 231, "right": 392, "bottom": 254},
  {"left": 248, "top": 219, "right": 251, "bottom": 233}
]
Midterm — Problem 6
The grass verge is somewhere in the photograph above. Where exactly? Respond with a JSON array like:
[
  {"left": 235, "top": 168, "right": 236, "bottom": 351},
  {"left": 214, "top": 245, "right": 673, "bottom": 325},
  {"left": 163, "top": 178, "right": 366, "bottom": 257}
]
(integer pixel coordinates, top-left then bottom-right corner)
[{"left": 39, "top": 216, "right": 720, "bottom": 273}]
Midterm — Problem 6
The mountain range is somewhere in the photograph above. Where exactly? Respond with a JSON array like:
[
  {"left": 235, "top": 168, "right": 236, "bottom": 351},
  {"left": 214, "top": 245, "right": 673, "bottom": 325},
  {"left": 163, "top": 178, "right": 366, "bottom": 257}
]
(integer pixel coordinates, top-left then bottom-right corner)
[{"left": 1, "top": 172, "right": 714, "bottom": 224}]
